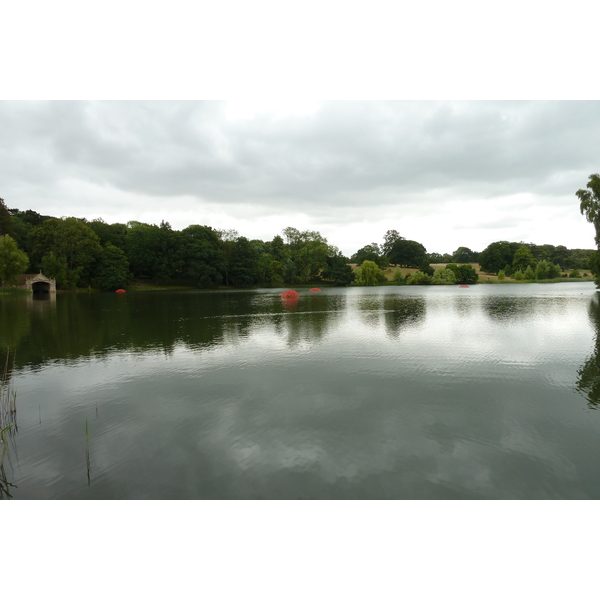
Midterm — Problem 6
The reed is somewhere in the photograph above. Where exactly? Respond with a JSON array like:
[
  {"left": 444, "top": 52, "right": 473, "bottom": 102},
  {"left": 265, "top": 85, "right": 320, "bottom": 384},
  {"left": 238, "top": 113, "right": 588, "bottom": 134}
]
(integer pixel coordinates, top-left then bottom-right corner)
[{"left": 0, "top": 351, "right": 17, "bottom": 436}]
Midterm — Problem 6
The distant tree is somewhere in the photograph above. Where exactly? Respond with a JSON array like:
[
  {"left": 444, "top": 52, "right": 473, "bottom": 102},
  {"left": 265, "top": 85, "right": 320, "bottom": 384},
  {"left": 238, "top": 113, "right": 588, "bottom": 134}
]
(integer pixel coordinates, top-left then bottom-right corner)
[
  {"left": 180, "top": 225, "right": 224, "bottom": 287},
  {"left": 524, "top": 265, "right": 535, "bottom": 280},
  {"left": 577, "top": 173, "right": 600, "bottom": 286},
  {"left": 547, "top": 262, "right": 561, "bottom": 279},
  {"left": 228, "top": 236, "right": 259, "bottom": 286},
  {"left": 321, "top": 251, "right": 354, "bottom": 286},
  {"left": 419, "top": 259, "right": 434, "bottom": 276},
  {"left": 0, "top": 235, "right": 29, "bottom": 286},
  {"left": 479, "top": 241, "right": 519, "bottom": 274},
  {"left": 94, "top": 243, "right": 132, "bottom": 290},
  {"left": 497, "top": 269, "right": 506, "bottom": 281},
  {"left": 512, "top": 246, "right": 536, "bottom": 273},
  {"left": 87, "top": 218, "right": 128, "bottom": 251},
  {"left": 351, "top": 243, "right": 386, "bottom": 266},
  {"left": 355, "top": 260, "right": 384, "bottom": 286},
  {"left": 570, "top": 269, "right": 582, "bottom": 278},
  {"left": 29, "top": 217, "right": 102, "bottom": 288},
  {"left": 513, "top": 270, "right": 524, "bottom": 281},
  {"left": 406, "top": 271, "right": 431, "bottom": 285},
  {"left": 452, "top": 247, "right": 478, "bottom": 263},
  {"left": 445, "top": 263, "right": 479, "bottom": 284},
  {"left": 388, "top": 239, "right": 426, "bottom": 267},
  {"left": 431, "top": 268, "right": 456, "bottom": 285},
  {"left": 382, "top": 230, "right": 404, "bottom": 258},
  {"left": 0, "top": 198, "right": 12, "bottom": 237},
  {"left": 282, "top": 227, "right": 329, "bottom": 282}
]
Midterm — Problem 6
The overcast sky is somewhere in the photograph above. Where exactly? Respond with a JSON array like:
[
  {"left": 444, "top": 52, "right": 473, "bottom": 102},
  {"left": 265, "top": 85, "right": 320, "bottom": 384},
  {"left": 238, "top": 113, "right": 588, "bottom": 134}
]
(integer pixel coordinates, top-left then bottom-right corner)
[{"left": 2, "top": 100, "right": 598, "bottom": 256}]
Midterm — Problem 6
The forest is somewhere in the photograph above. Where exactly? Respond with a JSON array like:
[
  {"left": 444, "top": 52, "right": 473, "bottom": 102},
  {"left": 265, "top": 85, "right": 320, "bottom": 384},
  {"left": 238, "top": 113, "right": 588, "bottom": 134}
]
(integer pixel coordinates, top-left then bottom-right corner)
[{"left": 0, "top": 197, "right": 596, "bottom": 290}]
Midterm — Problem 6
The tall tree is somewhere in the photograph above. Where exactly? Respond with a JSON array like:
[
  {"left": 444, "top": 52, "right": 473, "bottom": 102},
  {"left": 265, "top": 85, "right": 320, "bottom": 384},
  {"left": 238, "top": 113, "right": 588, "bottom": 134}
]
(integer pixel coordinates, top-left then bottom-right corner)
[
  {"left": 578, "top": 173, "right": 600, "bottom": 245},
  {"left": 382, "top": 229, "right": 404, "bottom": 258},
  {"left": 29, "top": 217, "right": 102, "bottom": 288},
  {"left": 0, "top": 235, "right": 29, "bottom": 287},
  {"left": 388, "top": 239, "right": 426, "bottom": 267},
  {"left": 0, "top": 198, "right": 12, "bottom": 237}
]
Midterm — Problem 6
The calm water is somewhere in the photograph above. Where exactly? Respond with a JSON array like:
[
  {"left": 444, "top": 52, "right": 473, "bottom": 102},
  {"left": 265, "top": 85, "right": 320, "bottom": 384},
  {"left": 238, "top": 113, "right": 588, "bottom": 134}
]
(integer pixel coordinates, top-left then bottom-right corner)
[{"left": 2, "top": 282, "right": 600, "bottom": 499}]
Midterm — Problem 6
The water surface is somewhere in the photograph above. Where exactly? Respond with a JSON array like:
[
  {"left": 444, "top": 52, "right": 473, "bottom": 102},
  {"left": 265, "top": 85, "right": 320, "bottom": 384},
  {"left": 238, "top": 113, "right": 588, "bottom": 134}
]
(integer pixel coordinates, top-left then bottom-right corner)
[{"left": 2, "top": 282, "right": 599, "bottom": 499}]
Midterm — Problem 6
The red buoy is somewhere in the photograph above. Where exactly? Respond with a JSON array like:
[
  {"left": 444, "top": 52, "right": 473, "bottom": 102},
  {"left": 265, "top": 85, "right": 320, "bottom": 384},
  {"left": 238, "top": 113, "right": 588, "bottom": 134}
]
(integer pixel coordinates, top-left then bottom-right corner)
[
  {"left": 116, "top": 289, "right": 126, "bottom": 293},
  {"left": 309, "top": 288, "right": 321, "bottom": 292},
  {"left": 459, "top": 285, "right": 469, "bottom": 288},
  {"left": 280, "top": 290, "right": 299, "bottom": 299}
]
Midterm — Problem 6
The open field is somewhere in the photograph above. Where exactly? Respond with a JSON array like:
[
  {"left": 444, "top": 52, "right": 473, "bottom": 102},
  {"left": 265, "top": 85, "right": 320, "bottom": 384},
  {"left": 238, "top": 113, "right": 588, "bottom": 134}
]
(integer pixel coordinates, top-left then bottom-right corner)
[{"left": 349, "top": 263, "right": 593, "bottom": 283}]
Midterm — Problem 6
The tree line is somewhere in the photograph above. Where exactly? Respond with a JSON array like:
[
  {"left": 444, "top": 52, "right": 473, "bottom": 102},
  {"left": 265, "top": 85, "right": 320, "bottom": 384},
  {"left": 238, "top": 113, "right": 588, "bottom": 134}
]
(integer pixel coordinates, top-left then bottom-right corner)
[{"left": 0, "top": 196, "right": 595, "bottom": 290}]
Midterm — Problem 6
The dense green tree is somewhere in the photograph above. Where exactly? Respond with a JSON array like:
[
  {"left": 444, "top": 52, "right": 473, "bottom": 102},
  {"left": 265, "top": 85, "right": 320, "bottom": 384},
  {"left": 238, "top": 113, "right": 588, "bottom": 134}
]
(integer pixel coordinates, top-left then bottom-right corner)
[
  {"left": 86, "top": 219, "right": 128, "bottom": 251},
  {"left": 431, "top": 268, "right": 456, "bottom": 285},
  {"left": 382, "top": 230, "right": 404, "bottom": 258},
  {"left": 445, "top": 263, "right": 478, "bottom": 283},
  {"left": 0, "top": 198, "right": 12, "bottom": 237},
  {"left": 180, "top": 225, "right": 224, "bottom": 287},
  {"left": 452, "top": 247, "right": 478, "bottom": 263},
  {"left": 524, "top": 265, "right": 535, "bottom": 280},
  {"left": 351, "top": 243, "right": 386, "bottom": 266},
  {"left": 0, "top": 235, "right": 29, "bottom": 286},
  {"left": 577, "top": 174, "right": 600, "bottom": 285},
  {"left": 94, "top": 244, "right": 132, "bottom": 290},
  {"left": 321, "top": 251, "right": 354, "bottom": 286},
  {"left": 355, "top": 260, "right": 384, "bottom": 286},
  {"left": 29, "top": 217, "right": 102, "bottom": 288},
  {"left": 419, "top": 259, "right": 434, "bottom": 276},
  {"left": 282, "top": 227, "right": 329, "bottom": 282},
  {"left": 512, "top": 246, "right": 535, "bottom": 272},
  {"left": 227, "top": 236, "right": 259, "bottom": 286},
  {"left": 479, "top": 241, "right": 519, "bottom": 274},
  {"left": 388, "top": 239, "right": 427, "bottom": 267},
  {"left": 406, "top": 271, "right": 431, "bottom": 285}
]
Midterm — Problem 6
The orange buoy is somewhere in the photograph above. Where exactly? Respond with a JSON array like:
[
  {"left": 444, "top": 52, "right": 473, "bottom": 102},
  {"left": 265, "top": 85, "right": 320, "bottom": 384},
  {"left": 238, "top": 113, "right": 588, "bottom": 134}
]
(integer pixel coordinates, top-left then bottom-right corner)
[
  {"left": 309, "top": 287, "right": 321, "bottom": 292},
  {"left": 116, "top": 289, "right": 126, "bottom": 293},
  {"left": 459, "top": 285, "right": 469, "bottom": 288}
]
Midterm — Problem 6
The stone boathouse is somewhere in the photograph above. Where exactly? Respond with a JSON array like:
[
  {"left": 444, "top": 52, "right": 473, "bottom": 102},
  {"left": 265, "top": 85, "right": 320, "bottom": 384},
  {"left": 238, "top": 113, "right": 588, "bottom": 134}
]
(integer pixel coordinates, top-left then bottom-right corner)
[{"left": 19, "top": 272, "right": 57, "bottom": 293}]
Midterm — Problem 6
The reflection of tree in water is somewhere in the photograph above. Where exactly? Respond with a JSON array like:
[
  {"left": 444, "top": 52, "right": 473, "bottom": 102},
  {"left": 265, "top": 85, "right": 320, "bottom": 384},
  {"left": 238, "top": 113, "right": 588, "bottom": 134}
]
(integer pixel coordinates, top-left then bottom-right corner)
[
  {"left": 0, "top": 351, "right": 18, "bottom": 499},
  {"left": 383, "top": 297, "right": 426, "bottom": 338},
  {"left": 576, "top": 296, "right": 600, "bottom": 409},
  {"left": 356, "top": 296, "right": 383, "bottom": 328},
  {"left": 278, "top": 294, "right": 345, "bottom": 348},
  {"left": 453, "top": 296, "right": 479, "bottom": 318},
  {"left": 482, "top": 297, "right": 537, "bottom": 323}
]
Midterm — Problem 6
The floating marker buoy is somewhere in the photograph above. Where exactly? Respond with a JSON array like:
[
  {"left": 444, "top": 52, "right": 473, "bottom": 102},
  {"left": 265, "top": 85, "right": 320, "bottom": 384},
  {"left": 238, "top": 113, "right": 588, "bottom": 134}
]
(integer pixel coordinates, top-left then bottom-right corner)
[
  {"left": 280, "top": 290, "right": 299, "bottom": 299},
  {"left": 116, "top": 289, "right": 126, "bottom": 293},
  {"left": 459, "top": 285, "right": 469, "bottom": 288},
  {"left": 309, "top": 288, "right": 321, "bottom": 292}
]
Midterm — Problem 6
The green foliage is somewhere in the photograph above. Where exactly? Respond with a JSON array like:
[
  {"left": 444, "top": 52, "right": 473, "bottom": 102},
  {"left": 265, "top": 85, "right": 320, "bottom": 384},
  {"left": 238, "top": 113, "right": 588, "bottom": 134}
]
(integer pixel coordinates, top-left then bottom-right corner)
[
  {"left": 419, "top": 259, "right": 434, "bottom": 276},
  {"left": 407, "top": 271, "right": 431, "bottom": 285},
  {"left": 94, "top": 244, "right": 132, "bottom": 291},
  {"left": 180, "top": 225, "right": 224, "bottom": 287},
  {"left": 547, "top": 262, "right": 561, "bottom": 279},
  {"left": 497, "top": 270, "right": 506, "bottom": 281},
  {"left": 321, "top": 252, "right": 354, "bottom": 286},
  {"left": 388, "top": 239, "right": 427, "bottom": 267},
  {"left": 513, "top": 270, "right": 524, "bottom": 281},
  {"left": 0, "top": 235, "right": 29, "bottom": 286},
  {"left": 41, "top": 252, "right": 78, "bottom": 289},
  {"left": 282, "top": 227, "right": 329, "bottom": 282},
  {"left": 577, "top": 173, "right": 600, "bottom": 245},
  {"left": 452, "top": 246, "right": 478, "bottom": 262},
  {"left": 382, "top": 230, "right": 404, "bottom": 258},
  {"left": 431, "top": 268, "right": 457, "bottom": 285},
  {"left": 29, "top": 217, "right": 102, "bottom": 288},
  {"left": 524, "top": 265, "right": 535, "bottom": 280},
  {"left": 570, "top": 269, "right": 582, "bottom": 278},
  {"left": 0, "top": 198, "right": 12, "bottom": 238},
  {"left": 479, "top": 241, "right": 519, "bottom": 274},
  {"left": 445, "top": 263, "right": 479, "bottom": 283},
  {"left": 355, "top": 260, "right": 384, "bottom": 286}
]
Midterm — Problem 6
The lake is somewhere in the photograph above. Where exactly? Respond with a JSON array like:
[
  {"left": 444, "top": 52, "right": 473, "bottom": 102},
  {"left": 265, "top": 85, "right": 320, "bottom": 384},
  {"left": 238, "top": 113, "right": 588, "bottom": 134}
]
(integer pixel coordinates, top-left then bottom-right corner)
[{"left": 1, "top": 281, "right": 600, "bottom": 499}]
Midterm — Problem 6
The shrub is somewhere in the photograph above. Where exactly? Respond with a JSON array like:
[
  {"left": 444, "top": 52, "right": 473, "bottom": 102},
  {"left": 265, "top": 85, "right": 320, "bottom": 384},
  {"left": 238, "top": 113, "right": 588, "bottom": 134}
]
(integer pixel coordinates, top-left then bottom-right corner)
[
  {"left": 513, "top": 270, "right": 524, "bottom": 281},
  {"left": 497, "top": 270, "right": 506, "bottom": 281},
  {"left": 431, "top": 268, "right": 457, "bottom": 285},
  {"left": 407, "top": 271, "right": 431, "bottom": 285},
  {"left": 570, "top": 270, "right": 581, "bottom": 278}
]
